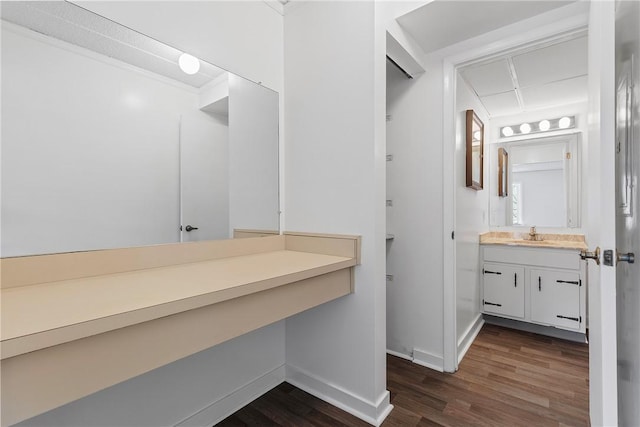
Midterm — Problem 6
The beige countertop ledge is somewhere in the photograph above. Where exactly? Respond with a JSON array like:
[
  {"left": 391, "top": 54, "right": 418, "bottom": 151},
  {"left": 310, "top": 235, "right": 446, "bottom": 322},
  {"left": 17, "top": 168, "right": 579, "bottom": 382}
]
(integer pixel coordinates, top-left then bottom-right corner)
[
  {"left": 1, "top": 232, "right": 361, "bottom": 426},
  {"left": 479, "top": 231, "right": 587, "bottom": 250},
  {"left": 1, "top": 250, "right": 354, "bottom": 358}
]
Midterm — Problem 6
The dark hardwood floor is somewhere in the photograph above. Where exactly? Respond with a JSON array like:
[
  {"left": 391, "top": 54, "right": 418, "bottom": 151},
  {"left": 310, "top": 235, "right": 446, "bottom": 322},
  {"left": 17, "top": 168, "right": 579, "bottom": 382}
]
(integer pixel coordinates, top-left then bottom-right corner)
[{"left": 217, "top": 324, "right": 589, "bottom": 426}]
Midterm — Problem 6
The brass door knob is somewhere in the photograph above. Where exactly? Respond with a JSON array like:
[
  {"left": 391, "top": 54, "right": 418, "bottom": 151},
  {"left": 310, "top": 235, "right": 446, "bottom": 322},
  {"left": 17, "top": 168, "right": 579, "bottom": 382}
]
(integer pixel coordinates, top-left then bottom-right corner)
[{"left": 580, "top": 247, "right": 601, "bottom": 265}]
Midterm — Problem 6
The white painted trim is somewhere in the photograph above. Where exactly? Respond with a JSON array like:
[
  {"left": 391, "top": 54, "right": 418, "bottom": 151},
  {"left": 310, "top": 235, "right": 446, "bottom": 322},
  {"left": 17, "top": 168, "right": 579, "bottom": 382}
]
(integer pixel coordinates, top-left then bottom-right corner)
[
  {"left": 442, "top": 58, "right": 458, "bottom": 374},
  {"left": 386, "top": 349, "right": 412, "bottom": 361},
  {"left": 586, "top": 2, "right": 618, "bottom": 424},
  {"left": 457, "top": 314, "right": 484, "bottom": 364},
  {"left": 286, "top": 364, "right": 393, "bottom": 427},
  {"left": 386, "top": 31, "right": 425, "bottom": 78},
  {"left": 412, "top": 348, "right": 444, "bottom": 372},
  {"left": 176, "top": 365, "right": 285, "bottom": 427}
]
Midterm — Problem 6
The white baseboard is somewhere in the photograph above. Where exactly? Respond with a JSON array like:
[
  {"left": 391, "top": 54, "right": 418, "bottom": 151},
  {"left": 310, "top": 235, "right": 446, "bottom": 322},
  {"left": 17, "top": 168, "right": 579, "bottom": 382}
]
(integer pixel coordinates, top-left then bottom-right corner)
[
  {"left": 411, "top": 348, "right": 444, "bottom": 372},
  {"left": 386, "top": 349, "right": 412, "bottom": 361},
  {"left": 176, "top": 364, "right": 285, "bottom": 427},
  {"left": 457, "top": 314, "right": 484, "bottom": 364},
  {"left": 286, "top": 364, "right": 393, "bottom": 426}
]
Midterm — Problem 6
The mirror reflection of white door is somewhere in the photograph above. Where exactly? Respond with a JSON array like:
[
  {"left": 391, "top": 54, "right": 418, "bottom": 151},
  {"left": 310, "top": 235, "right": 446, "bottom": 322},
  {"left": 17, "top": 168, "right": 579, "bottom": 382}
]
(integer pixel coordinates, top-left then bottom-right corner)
[{"left": 179, "top": 112, "right": 229, "bottom": 242}]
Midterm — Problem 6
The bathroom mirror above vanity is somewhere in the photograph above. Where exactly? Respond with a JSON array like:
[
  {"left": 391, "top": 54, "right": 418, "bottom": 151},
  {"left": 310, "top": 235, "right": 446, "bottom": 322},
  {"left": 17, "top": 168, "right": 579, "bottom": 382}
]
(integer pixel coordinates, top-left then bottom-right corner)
[
  {"left": 489, "top": 133, "right": 581, "bottom": 228},
  {"left": 0, "top": 1, "right": 279, "bottom": 257}
]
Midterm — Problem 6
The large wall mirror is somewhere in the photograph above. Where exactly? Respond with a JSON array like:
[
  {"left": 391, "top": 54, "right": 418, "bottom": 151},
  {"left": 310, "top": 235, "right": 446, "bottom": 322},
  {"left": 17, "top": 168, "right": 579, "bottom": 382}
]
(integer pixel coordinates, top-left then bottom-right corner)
[
  {"left": 1, "top": 2, "right": 279, "bottom": 257},
  {"left": 489, "top": 134, "right": 581, "bottom": 228}
]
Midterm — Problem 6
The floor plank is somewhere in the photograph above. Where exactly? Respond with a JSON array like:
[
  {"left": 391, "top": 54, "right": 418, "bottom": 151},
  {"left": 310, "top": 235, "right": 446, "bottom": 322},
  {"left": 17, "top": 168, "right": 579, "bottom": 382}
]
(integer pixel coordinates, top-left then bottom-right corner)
[{"left": 216, "top": 324, "right": 589, "bottom": 426}]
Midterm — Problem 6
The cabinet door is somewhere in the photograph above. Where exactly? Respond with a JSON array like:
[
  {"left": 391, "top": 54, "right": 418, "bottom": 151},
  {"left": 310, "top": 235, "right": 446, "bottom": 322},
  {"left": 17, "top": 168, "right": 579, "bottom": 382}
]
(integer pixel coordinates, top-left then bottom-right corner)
[
  {"left": 530, "top": 269, "right": 581, "bottom": 330},
  {"left": 482, "top": 263, "right": 525, "bottom": 318}
]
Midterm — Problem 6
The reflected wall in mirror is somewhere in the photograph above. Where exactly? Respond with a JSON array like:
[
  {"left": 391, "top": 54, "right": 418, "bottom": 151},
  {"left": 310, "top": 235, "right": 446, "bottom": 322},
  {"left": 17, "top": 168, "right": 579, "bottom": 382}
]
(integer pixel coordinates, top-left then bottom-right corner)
[
  {"left": 466, "top": 110, "right": 484, "bottom": 190},
  {"left": 498, "top": 148, "right": 508, "bottom": 197},
  {"left": 489, "top": 134, "right": 581, "bottom": 228},
  {"left": 0, "top": 2, "right": 279, "bottom": 257}
]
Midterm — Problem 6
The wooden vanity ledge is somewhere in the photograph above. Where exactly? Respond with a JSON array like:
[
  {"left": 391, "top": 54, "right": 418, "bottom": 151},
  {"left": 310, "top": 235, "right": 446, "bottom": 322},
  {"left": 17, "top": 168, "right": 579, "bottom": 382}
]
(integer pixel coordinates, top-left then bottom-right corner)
[
  {"left": 1, "top": 249, "right": 355, "bottom": 359},
  {"left": 1, "top": 233, "right": 360, "bottom": 426}
]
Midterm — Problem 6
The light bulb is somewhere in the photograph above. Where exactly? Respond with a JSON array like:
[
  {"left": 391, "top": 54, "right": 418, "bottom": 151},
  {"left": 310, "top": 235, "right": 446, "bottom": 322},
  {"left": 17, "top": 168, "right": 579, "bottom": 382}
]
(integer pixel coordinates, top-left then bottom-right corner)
[
  {"left": 538, "top": 120, "right": 550, "bottom": 131},
  {"left": 502, "top": 126, "right": 514, "bottom": 137},
  {"left": 520, "top": 123, "right": 531, "bottom": 134},
  {"left": 178, "top": 53, "right": 200, "bottom": 75},
  {"left": 559, "top": 116, "right": 571, "bottom": 129},
  {"left": 473, "top": 130, "right": 481, "bottom": 141}
]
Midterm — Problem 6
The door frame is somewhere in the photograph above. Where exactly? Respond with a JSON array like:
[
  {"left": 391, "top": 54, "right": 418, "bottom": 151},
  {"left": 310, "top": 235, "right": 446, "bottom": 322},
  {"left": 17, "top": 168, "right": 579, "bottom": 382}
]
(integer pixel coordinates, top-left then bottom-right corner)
[
  {"left": 586, "top": 1, "right": 618, "bottom": 424},
  {"left": 441, "top": 10, "right": 589, "bottom": 372}
]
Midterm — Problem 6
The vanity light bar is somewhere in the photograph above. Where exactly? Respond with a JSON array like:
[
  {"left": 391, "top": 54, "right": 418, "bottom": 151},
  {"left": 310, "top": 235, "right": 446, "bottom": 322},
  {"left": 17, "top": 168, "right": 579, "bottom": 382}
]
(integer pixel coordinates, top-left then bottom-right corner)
[{"left": 500, "top": 116, "right": 575, "bottom": 138}]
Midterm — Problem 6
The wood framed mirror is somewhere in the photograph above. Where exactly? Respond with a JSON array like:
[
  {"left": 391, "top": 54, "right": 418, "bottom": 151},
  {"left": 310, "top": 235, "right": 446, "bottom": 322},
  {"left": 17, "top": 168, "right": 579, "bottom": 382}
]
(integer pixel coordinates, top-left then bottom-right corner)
[
  {"left": 498, "top": 147, "right": 508, "bottom": 197},
  {"left": 466, "top": 109, "right": 484, "bottom": 190}
]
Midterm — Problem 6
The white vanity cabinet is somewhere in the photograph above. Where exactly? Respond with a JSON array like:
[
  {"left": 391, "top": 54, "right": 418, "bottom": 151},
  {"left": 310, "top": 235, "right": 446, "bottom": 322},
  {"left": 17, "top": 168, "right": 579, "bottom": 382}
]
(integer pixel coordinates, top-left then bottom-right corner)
[
  {"left": 482, "top": 263, "right": 525, "bottom": 318},
  {"left": 530, "top": 268, "right": 582, "bottom": 329},
  {"left": 481, "top": 244, "right": 586, "bottom": 334}
]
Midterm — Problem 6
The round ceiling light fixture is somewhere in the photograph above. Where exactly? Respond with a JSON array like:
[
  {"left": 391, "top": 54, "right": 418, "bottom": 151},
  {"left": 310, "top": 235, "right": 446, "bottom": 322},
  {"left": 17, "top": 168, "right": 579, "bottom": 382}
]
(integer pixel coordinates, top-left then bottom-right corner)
[
  {"left": 559, "top": 116, "right": 571, "bottom": 129},
  {"left": 178, "top": 53, "right": 200, "bottom": 75},
  {"left": 502, "top": 126, "right": 514, "bottom": 137},
  {"left": 520, "top": 123, "right": 531, "bottom": 134}
]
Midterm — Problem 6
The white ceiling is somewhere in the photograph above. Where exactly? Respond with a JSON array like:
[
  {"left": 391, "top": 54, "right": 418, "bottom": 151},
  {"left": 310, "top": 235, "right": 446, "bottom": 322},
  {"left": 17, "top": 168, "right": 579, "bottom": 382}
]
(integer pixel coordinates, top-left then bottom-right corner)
[
  {"left": 459, "top": 35, "right": 588, "bottom": 117},
  {"left": 1, "top": 1, "right": 226, "bottom": 88},
  {"left": 394, "top": 0, "right": 588, "bottom": 117},
  {"left": 396, "top": 1, "right": 576, "bottom": 54}
]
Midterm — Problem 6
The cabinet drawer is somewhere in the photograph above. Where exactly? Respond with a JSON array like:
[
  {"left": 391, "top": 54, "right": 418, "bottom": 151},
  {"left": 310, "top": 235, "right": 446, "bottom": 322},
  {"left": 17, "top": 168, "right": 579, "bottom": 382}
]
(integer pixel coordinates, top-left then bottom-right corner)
[
  {"left": 483, "top": 246, "right": 581, "bottom": 270},
  {"left": 482, "top": 263, "right": 525, "bottom": 319},
  {"left": 530, "top": 269, "right": 581, "bottom": 330}
]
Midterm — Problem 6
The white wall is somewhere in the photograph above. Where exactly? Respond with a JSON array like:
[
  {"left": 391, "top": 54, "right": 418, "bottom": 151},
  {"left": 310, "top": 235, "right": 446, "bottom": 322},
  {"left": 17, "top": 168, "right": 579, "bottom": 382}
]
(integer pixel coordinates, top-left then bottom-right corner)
[
  {"left": 454, "top": 74, "right": 489, "bottom": 357},
  {"left": 375, "top": 1, "right": 449, "bottom": 374},
  {"left": 385, "top": 59, "right": 446, "bottom": 369},
  {"left": 384, "top": 41, "right": 448, "bottom": 370},
  {"left": 8, "top": 2, "right": 286, "bottom": 426},
  {"left": 283, "top": 1, "right": 391, "bottom": 424},
  {"left": 1, "top": 23, "right": 195, "bottom": 257}
]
